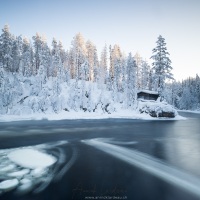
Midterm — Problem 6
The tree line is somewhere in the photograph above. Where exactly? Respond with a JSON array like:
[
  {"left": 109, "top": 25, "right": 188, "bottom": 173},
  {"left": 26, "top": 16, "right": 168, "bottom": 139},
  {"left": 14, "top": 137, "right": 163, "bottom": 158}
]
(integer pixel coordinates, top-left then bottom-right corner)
[{"left": 0, "top": 24, "right": 199, "bottom": 113}]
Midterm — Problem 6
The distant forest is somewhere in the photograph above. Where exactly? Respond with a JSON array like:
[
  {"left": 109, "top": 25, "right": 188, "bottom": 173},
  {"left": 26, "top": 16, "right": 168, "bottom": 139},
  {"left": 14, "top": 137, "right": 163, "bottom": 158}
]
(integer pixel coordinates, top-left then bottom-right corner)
[{"left": 0, "top": 25, "right": 199, "bottom": 115}]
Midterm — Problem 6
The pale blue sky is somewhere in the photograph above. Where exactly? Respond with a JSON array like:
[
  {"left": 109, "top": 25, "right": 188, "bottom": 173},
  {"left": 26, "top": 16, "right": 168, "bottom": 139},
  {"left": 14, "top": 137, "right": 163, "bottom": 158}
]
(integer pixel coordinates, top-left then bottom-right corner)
[{"left": 0, "top": 0, "right": 199, "bottom": 80}]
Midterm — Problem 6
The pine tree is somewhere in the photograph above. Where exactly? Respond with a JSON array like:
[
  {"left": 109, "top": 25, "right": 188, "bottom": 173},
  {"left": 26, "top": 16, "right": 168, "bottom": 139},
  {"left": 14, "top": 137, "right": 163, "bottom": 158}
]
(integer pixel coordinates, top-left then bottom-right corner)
[
  {"left": 51, "top": 38, "right": 61, "bottom": 77},
  {"left": 21, "top": 37, "right": 33, "bottom": 77},
  {"left": 58, "top": 41, "right": 66, "bottom": 65},
  {"left": 93, "top": 46, "right": 99, "bottom": 83},
  {"left": 40, "top": 36, "right": 50, "bottom": 80},
  {"left": 0, "top": 64, "right": 4, "bottom": 92},
  {"left": 126, "top": 53, "right": 137, "bottom": 108},
  {"left": 109, "top": 44, "right": 122, "bottom": 90},
  {"left": 0, "top": 25, "right": 14, "bottom": 71},
  {"left": 86, "top": 40, "right": 95, "bottom": 81},
  {"left": 134, "top": 52, "right": 142, "bottom": 89},
  {"left": 68, "top": 49, "right": 75, "bottom": 79},
  {"left": 63, "top": 50, "right": 71, "bottom": 82},
  {"left": 148, "top": 69, "right": 153, "bottom": 91},
  {"left": 140, "top": 60, "right": 150, "bottom": 90},
  {"left": 32, "top": 33, "right": 42, "bottom": 74},
  {"left": 11, "top": 36, "right": 22, "bottom": 72},
  {"left": 114, "top": 57, "right": 122, "bottom": 93},
  {"left": 71, "top": 33, "right": 87, "bottom": 80},
  {"left": 100, "top": 44, "right": 108, "bottom": 84},
  {"left": 151, "top": 35, "right": 173, "bottom": 95},
  {"left": 195, "top": 74, "right": 200, "bottom": 107},
  {"left": 120, "top": 56, "right": 126, "bottom": 93}
]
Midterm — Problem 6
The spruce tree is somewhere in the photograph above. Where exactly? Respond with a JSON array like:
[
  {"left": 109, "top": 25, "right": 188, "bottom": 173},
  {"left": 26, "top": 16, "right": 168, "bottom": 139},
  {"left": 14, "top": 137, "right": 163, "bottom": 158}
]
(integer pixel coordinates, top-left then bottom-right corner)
[
  {"left": 126, "top": 53, "right": 137, "bottom": 107},
  {"left": 0, "top": 25, "right": 13, "bottom": 71},
  {"left": 151, "top": 35, "right": 173, "bottom": 95}
]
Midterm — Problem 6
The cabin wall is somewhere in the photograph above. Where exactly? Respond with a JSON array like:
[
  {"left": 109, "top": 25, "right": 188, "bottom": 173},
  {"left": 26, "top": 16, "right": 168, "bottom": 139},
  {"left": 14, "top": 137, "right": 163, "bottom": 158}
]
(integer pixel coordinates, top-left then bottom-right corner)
[{"left": 137, "top": 92, "right": 159, "bottom": 101}]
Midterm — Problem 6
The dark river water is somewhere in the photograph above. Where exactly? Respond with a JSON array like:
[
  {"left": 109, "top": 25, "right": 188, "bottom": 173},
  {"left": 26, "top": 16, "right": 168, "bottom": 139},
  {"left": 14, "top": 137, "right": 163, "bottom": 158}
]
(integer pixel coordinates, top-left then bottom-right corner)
[{"left": 0, "top": 111, "right": 200, "bottom": 200}]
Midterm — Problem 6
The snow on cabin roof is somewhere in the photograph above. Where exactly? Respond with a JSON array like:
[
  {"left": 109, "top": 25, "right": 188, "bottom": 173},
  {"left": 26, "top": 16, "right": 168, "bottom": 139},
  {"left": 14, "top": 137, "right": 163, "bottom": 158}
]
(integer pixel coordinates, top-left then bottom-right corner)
[{"left": 137, "top": 90, "right": 159, "bottom": 95}]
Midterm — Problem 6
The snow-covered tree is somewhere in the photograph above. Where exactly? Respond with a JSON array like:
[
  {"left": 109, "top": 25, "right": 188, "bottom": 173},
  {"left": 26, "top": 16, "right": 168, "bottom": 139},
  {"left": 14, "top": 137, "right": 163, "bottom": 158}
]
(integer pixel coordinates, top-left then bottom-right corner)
[
  {"left": 21, "top": 37, "right": 33, "bottom": 77},
  {"left": 140, "top": 60, "right": 150, "bottom": 90},
  {"left": 58, "top": 41, "right": 66, "bottom": 65},
  {"left": 80, "top": 61, "right": 89, "bottom": 81},
  {"left": 114, "top": 58, "right": 122, "bottom": 93},
  {"left": 93, "top": 46, "right": 99, "bottom": 83},
  {"left": 32, "top": 33, "right": 43, "bottom": 74},
  {"left": 179, "top": 85, "right": 198, "bottom": 110},
  {"left": 195, "top": 74, "right": 200, "bottom": 106},
  {"left": 100, "top": 44, "right": 108, "bottom": 84},
  {"left": 70, "top": 33, "right": 87, "bottom": 80},
  {"left": 120, "top": 56, "right": 126, "bottom": 93},
  {"left": 40, "top": 37, "right": 51, "bottom": 79},
  {"left": 0, "top": 25, "right": 14, "bottom": 71},
  {"left": 0, "top": 64, "right": 4, "bottom": 92},
  {"left": 86, "top": 40, "right": 95, "bottom": 81},
  {"left": 11, "top": 36, "right": 22, "bottom": 72},
  {"left": 68, "top": 49, "right": 75, "bottom": 79},
  {"left": 51, "top": 38, "right": 62, "bottom": 77},
  {"left": 134, "top": 52, "right": 142, "bottom": 89},
  {"left": 150, "top": 35, "right": 173, "bottom": 95},
  {"left": 109, "top": 45, "right": 121, "bottom": 80},
  {"left": 1, "top": 24, "right": 199, "bottom": 114},
  {"left": 125, "top": 53, "right": 137, "bottom": 108}
]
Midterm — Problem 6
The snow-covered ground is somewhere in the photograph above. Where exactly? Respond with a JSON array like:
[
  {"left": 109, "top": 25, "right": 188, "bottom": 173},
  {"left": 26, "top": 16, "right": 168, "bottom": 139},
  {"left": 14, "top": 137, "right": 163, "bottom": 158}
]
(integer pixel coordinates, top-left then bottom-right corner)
[
  {"left": 177, "top": 110, "right": 200, "bottom": 114},
  {"left": 0, "top": 73, "right": 186, "bottom": 122},
  {"left": 0, "top": 108, "right": 185, "bottom": 122}
]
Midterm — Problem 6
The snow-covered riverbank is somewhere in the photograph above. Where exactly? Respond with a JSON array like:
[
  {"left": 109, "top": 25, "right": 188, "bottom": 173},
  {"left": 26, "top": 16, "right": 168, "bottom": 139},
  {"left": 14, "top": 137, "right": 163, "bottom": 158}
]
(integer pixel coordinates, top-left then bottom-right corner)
[
  {"left": 0, "top": 109, "right": 185, "bottom": 122},
  {"left": 178, "top": 110, "right": 200, "bottom": 114}
]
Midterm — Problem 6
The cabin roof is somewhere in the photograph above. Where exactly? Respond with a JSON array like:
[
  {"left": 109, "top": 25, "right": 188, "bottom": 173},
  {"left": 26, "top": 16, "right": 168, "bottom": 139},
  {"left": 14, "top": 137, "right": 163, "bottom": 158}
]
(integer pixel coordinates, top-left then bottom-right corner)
[{"left": 137, "top": 90, "right": 159, "bottom": 95}]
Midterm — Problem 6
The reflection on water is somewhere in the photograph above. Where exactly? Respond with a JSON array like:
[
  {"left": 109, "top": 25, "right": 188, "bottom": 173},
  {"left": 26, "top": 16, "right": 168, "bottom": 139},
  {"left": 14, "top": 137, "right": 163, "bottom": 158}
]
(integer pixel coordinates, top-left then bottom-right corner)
[
  {"left": 0, "top": 112, "right": 200, "bottom": 199},
  {"left": 164, "top": 120, "right": 200, "bottom": 176},
  {"left": 82, "top": 138, "right": 200, "bottom": 198}
]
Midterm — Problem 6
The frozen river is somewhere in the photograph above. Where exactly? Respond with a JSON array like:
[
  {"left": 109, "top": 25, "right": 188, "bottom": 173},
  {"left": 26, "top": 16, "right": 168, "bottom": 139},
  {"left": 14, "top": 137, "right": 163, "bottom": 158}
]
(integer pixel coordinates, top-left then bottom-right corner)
[{"left": 0, "top": 111, "right": 200, "bottom": 200}]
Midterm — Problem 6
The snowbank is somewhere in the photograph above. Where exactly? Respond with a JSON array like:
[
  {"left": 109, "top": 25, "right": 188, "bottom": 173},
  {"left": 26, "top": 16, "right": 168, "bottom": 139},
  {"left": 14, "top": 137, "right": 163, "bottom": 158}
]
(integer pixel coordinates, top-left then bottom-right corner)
[{"left": 0, "top": 107, "right": 185, "bottom": 122}]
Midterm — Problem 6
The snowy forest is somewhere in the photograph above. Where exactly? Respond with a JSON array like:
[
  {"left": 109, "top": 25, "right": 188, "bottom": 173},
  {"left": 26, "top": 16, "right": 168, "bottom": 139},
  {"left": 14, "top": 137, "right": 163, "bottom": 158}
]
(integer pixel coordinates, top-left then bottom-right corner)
[{"left": 0, "top": 25, "right": 199, "bottom": 115}]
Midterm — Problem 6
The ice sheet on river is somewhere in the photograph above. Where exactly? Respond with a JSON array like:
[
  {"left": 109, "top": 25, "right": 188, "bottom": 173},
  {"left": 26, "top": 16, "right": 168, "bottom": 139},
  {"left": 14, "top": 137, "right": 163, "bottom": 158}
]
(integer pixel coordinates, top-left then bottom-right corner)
[
  {"left": 0, "top": 140, "right": 73, "bottom": 195},
  {"left": 8, "top": 149, "right": 57, "bottom": 169}
]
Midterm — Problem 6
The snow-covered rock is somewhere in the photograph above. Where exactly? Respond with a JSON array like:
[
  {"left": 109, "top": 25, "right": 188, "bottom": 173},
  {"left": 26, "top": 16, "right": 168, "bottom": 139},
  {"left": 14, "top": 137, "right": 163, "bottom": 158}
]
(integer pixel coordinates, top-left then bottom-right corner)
[{"left": 138, "top": 100, "right": 178, "bottom": 118}]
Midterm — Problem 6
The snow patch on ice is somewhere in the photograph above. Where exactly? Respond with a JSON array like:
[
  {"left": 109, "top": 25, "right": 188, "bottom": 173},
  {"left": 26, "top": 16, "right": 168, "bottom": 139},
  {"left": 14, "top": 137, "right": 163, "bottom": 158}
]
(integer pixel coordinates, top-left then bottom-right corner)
[
  {"left": 8, "top": 169, "right": 30, "bottom": 177},
  {"left": 31, "top": 168, "right": 47, "bottom": 177},
  {"left": 0, "top": 164, "right": 16, "bottom": 172},
  {"left": 0, "top": 179, "right": 19, "bottom": 191},
  {"left": 7, "top": 149, "right": 57, "bottom": 169}
]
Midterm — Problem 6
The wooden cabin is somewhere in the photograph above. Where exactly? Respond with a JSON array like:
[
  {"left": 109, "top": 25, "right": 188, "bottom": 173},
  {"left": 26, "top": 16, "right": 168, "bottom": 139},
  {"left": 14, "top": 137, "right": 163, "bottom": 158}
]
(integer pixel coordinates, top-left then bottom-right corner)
[{"left": 137, "top": 90, "right": 159, "bottom": 101}]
